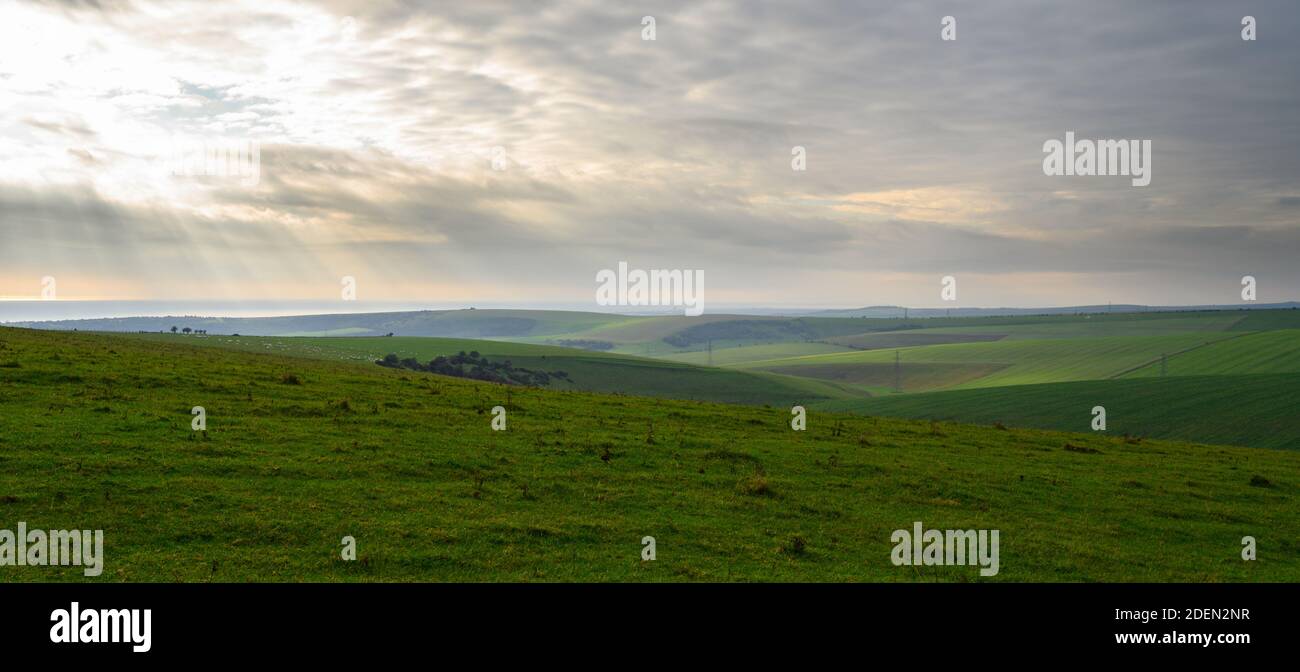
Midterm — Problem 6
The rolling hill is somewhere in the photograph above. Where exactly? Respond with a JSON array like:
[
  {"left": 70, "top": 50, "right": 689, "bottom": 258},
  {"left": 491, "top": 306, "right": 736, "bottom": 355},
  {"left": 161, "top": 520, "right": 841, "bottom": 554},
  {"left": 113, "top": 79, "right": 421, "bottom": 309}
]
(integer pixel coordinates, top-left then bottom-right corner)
[
  {"left": 0, "top": 326, "right": 1296, "bottom": 581},
  {"left": 7, "top": 309, "right": 631, "bottom": 339},
  {"left": 115, "top": 333, "right": 866, "bottom": 407},
  {"left": 9, "top": 307, "right": 1299, "bottom": 451}
]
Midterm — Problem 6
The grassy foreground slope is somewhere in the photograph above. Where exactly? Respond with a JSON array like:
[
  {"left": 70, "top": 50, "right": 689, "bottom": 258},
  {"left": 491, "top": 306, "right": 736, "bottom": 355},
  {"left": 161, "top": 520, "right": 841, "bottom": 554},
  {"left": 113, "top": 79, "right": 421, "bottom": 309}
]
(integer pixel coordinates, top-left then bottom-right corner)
[
  {"left": 1, "top": 327, "right": 1297, "bottom": 582},
  {"left": 816, "top": 374, "right": 1300, "bottom": 450}
]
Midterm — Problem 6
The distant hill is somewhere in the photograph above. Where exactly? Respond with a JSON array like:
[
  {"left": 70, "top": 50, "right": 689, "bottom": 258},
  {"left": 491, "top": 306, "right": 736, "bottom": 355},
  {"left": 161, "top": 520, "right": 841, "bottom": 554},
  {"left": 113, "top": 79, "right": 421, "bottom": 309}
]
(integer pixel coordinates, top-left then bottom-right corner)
[
  {"left": 808, "top": 302, "right": 1300, "bottom": 318},
  {"left": 14, "top": 304, "right": 1297, "bottom": 343},
  {"left": 6, "top": 309, "right": 628, "bottom": 339}
]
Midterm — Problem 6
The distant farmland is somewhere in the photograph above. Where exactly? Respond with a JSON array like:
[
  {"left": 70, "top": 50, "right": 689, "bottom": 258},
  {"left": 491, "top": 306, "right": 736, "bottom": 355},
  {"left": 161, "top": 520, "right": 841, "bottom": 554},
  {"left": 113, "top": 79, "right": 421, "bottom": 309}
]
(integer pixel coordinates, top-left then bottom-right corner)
[
  {"left": 1121, "top": 330, "right": 1300, "bottom": 378},
  {"left": 734, "top": 332, "right": 1241, "bottom": 389},
  {"left": 816, "top": 374, "right": 1300, "bottom": 450}
]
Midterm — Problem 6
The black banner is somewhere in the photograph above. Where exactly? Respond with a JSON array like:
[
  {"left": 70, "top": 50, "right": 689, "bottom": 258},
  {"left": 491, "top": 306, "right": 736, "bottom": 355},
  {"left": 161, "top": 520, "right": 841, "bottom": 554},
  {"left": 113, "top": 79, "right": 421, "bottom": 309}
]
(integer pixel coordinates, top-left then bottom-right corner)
[{"left": 0, "top": 583, "right": 1290, "bottom": 661}]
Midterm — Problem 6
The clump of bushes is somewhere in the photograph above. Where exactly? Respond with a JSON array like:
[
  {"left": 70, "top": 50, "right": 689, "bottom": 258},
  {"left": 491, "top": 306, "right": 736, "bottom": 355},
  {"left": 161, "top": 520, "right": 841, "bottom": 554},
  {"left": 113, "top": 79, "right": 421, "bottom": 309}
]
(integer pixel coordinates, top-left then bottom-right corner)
[
  {"left": 376, "top": 351, "right": 569, "bottom": 387},
  {"left": 736, "top": 472, "right": 774, "bottom": 497},
  {"left": 780, "top": 535, "right": 808, "bottom": 556}
]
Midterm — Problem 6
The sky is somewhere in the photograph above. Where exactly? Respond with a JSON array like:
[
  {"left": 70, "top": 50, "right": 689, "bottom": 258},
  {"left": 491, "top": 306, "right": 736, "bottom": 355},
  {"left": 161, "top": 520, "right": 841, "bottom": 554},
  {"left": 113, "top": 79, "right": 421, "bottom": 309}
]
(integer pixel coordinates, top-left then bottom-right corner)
[{"left": 1, "top": 0, "right": 1298, "bottom": 311}]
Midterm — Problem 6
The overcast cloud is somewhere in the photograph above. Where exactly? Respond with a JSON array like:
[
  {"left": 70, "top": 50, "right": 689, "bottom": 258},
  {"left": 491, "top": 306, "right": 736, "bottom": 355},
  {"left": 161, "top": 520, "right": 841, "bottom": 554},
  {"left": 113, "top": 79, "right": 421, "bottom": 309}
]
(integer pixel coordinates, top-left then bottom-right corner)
[{"left": 1, "top": 0, "right": 1297, "bottom": 308}]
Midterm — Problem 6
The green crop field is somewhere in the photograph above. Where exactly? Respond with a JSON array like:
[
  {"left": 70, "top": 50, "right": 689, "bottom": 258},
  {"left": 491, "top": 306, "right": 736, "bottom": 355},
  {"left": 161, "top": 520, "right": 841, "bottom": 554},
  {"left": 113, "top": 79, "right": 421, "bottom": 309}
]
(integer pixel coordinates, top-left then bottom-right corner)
[
  {"left": 736, "top": 333, "right": 1239, "bottom": 390},
  {"left": 656, "top": 342, "right": 857, "bottom": 366},
  {"left": 826, "top": 314, "right": 1245, "bottom": 345},
  {"left": 536, "top": 314, "right": 760, "bottom": 345},
  {"left": 1, "top": 326, "right": 1297, "bottom": 582},
  {"left": 753, "top": 361, "right": 1009, "bottom": 393},
  {"left": 1122, "top": 330, "right": 1300, "bottom": 378},
  {"left": 743, "top": 314, "right": 1300, "bottom": 451},
  {"left": 816, "top": 374, "right": 1300, "bottom": 450},
  {"left": 823, "top": 332, "right": 1009, "bottom": 350},
  {"left": 1228, "top": 310, "right": 1300, "bottom": 331}
]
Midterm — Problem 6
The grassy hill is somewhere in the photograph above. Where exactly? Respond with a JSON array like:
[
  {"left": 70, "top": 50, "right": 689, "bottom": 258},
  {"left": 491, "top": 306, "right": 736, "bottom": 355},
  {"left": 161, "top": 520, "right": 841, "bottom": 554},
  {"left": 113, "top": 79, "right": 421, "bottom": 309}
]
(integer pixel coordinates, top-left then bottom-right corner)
[
  {"left": 12, "top": 307, "right": 1300, "bottom": 454},
  {"left": 0, "top": 326, "right": 1297, "bottom": 581},
  {"left": 115, "top": 333, "right": 862, "bottom": 407},
  {"left": 816, "top": 374, "right": 1300, "bottom": 450}
]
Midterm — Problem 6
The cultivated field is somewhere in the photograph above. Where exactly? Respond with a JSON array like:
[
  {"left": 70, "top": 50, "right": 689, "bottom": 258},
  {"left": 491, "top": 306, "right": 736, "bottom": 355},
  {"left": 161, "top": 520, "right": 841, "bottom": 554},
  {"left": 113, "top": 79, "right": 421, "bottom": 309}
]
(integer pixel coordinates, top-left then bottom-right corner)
[
  {"left": 736, "top": 333, "right": 1240, "bottom": 389},
  {"left": 817, "top": 374, "right": 1300, "bottom": 450}
]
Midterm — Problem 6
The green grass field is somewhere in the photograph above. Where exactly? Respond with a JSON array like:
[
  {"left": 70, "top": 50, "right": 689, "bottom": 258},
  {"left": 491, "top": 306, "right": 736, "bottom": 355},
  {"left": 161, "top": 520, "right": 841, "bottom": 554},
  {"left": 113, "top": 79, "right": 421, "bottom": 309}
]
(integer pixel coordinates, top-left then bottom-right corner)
[{"left": 1, "top": 326, "right": 1297, "bottom": 581}]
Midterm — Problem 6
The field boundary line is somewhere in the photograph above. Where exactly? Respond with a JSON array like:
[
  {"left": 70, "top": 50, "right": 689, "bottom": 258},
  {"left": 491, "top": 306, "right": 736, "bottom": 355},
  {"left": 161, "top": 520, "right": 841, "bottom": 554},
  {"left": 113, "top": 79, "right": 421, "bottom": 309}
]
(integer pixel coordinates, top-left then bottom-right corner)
[{"left": 1107, "top": 332, "right": 1255, "bottom": 379}]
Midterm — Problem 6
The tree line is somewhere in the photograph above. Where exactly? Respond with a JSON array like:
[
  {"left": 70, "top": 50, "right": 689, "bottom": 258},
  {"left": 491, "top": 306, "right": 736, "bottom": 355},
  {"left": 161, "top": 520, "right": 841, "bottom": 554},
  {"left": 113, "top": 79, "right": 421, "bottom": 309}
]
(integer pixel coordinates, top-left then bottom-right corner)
[{"left": 376, "top": 350, "right": 569, "bottom": 387}]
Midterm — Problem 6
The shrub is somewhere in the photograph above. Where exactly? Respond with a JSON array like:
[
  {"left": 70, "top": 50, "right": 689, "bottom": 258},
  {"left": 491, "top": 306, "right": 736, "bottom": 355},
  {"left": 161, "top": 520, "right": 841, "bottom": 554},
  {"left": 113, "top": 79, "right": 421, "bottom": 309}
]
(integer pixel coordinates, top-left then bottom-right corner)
[
  {"left": 736, "top": 473, "right": 773, "bottom": 497},
  {"left": 781, "top": 535, "right": 808, "bottom": 556}
]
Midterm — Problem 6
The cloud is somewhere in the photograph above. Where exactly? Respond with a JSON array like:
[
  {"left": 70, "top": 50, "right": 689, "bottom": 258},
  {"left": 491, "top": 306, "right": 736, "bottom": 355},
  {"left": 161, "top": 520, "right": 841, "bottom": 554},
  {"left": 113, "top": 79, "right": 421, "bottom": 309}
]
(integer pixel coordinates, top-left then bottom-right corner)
[{"left": 1, "top": 0, "right": 1298, "bottom": 307}]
